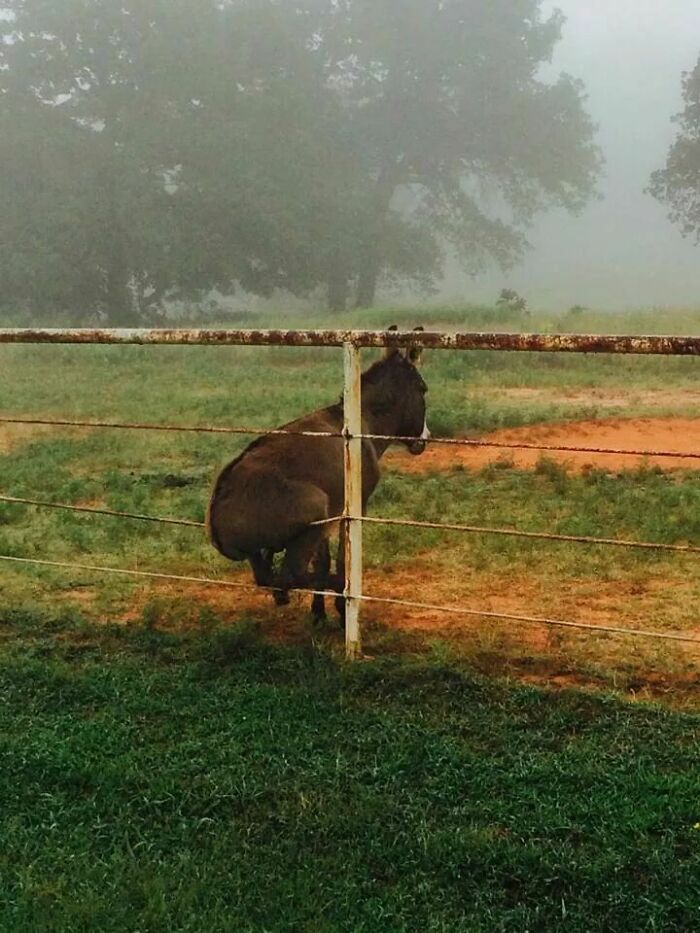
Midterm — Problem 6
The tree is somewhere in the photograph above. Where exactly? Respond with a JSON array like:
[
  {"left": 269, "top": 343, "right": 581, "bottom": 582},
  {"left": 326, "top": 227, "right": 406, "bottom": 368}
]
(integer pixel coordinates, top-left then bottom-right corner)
[
  {"left": 649, "top": 57, "right": 700, "bottom": 242},
  {"left": 0, "top": 1, "right": 200, "bottom": 323},
  {"left": 0, "top": 1, "right": 356, "bottom": 322},
  {"left": 308, "top": 0, "right": 602, "bottom": 307},
  {"left": 0, "top": 0, "right": 601, "bottom": 320}
]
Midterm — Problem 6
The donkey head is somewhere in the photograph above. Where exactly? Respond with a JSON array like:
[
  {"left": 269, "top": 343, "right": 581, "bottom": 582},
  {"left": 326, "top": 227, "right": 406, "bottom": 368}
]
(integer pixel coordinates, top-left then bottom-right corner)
[{"left": 362, "top": 326, "right": 430, "bottom": 456}]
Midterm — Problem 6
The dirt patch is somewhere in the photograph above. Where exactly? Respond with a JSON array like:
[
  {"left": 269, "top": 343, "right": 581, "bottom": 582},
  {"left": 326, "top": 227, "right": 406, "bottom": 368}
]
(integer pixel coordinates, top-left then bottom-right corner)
[
  {"left": 497, "top": 387, "right": 700, "bottom": 411},
  {"left": 0, "top": 423, "right": 59, "bottom": 453},
  {"left": 111, "top": 554, "right": 700, "bottom": 657},
  {"left": 60, "top": 546, "right": 698, "bottom": 702},
  {"left": 387, "top": 417, "right": 700, "bottom": 474}
]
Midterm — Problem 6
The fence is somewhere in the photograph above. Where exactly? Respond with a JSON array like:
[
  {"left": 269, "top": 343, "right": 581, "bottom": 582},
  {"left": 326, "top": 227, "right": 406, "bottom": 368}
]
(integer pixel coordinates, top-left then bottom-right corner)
[{"left": 1, "top": 327, "right": 699, "bottom": 659}]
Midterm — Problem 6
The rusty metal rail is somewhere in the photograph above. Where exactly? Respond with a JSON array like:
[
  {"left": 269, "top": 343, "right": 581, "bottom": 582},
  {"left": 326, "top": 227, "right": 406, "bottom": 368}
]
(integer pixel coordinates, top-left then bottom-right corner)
[{"left": 1, "top": 327, "right": 700, "bottom": 355}]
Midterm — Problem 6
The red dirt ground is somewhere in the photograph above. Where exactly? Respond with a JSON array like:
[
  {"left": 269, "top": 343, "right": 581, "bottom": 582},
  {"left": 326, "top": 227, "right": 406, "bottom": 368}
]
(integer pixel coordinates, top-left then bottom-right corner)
[{"left": 386, "top": 417, "right": 700, "bottom": 473}]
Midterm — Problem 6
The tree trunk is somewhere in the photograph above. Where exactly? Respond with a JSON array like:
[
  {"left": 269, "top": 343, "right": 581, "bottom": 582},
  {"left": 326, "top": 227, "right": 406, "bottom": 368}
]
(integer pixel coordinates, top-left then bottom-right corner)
[
  {"left": 327, "top": 251, "right": 350, "bottom": 313},
  {"left": 354, "top": 256, "right": 380, "bottom": 309},
  {"left": 354, "top": 166, "right": 398, "bottom": 310}
]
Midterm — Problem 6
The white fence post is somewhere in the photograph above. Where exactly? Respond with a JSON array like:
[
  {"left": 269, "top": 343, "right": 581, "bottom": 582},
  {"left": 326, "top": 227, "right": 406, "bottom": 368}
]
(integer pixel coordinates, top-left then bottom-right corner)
[{"left": 343, "top": 341, "right": 363, "bottom": 660}]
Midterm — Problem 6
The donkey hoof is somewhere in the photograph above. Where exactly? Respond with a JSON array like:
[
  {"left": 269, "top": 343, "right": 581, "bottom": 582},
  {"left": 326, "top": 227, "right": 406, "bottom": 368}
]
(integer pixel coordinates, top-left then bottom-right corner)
[{"left": 273, "top": 591, "right": 291, "bottom": 607}]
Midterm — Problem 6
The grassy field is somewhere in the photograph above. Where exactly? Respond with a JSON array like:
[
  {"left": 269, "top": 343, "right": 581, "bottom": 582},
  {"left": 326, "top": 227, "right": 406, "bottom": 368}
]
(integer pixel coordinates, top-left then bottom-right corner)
[
  {"left": 0, "top": 305, "right": 699, "bottom": 928},
  {"left": 1, "top": 615, "right": 700, "bottom": 931}
]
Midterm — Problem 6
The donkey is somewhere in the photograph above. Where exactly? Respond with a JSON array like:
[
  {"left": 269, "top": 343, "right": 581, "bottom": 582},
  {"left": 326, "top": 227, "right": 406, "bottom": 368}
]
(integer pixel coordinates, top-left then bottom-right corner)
[{"left": 206, "top": 328, "right": 429, "bottom": 620}]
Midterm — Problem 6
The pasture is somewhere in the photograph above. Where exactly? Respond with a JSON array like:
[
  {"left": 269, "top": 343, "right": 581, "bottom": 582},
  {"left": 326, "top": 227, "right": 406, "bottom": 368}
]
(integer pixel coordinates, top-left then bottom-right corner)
[{"left": 1, "top": 305, "right": 699, "bottom": 928}]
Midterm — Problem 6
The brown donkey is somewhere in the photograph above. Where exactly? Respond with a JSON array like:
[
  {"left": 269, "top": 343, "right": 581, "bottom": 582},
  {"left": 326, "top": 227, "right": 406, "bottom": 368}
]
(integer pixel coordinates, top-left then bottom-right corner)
[{"left": 207, "top": 330, "right": 429, "bottom": 620}]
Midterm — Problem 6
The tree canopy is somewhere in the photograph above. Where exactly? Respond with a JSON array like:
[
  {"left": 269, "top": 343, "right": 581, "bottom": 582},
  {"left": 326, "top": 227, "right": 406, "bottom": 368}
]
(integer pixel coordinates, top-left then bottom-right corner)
[
  {"left": 1, "top": 0, "right": 601, "bottom": 321},
  {"left": 650, "top": 56, "right": 700, "bottom": 244}
]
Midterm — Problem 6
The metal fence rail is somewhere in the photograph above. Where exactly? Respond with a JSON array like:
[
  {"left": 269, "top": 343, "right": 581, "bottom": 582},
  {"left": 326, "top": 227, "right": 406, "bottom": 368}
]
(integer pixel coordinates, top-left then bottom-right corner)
[
  {"left": 1, "top": 327, "right": 700, "bottom": 354},
  {"left": 1, "top": 326, "right": 699, "bottom": 658}
]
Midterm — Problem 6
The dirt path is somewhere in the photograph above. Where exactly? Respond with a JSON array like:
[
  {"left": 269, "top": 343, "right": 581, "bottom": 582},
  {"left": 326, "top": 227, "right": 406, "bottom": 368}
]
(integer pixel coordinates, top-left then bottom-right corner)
[{"left": 387, "top": 417, "right": 700, "bottom": 473}]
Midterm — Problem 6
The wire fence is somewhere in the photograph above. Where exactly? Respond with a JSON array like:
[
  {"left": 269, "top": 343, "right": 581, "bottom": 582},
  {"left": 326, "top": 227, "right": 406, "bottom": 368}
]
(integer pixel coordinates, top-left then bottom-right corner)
[
  {"left": 1, "top": 326, "right": 699, "bottom": 656},
  {"left": 2, "top": 493, "right": 699, "bottom": 555},
  {"left": 1, "top": 414, "right": 699, "bottom": 461},
  {"left": 1, "top": 552, "right": 698, "bottom": 646}
]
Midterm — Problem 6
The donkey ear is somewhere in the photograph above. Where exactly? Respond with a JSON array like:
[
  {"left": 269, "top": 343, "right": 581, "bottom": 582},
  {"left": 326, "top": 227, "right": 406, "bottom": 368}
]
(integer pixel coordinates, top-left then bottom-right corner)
[
  {"left": 382, "top": 324, "right": 400, "bottom": 360},
  {"left": 407, "top": 326, "right": 425, "bottom": 366}
]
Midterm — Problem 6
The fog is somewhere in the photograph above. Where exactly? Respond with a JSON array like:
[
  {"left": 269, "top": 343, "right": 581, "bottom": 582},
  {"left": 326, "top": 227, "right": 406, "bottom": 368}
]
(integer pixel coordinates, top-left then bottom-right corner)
[
  {"left": 2, "top": 1, "right": 699, "bottom": 321},
  {"left": 449, "top": 0, "right": 700, "bottom": 311}
]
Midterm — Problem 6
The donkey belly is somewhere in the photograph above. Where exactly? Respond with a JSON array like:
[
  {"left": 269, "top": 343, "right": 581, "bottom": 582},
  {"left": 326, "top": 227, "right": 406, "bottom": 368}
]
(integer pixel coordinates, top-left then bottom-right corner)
[{"left": 209, "top": 468, "right": 329, "bottom": 560}]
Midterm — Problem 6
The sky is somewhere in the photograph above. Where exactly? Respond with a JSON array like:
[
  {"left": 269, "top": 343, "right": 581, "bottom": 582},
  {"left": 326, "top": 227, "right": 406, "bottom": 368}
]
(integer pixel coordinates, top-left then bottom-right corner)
[{"left": 448, "top": 0, "right": 700, "bottom": 311}]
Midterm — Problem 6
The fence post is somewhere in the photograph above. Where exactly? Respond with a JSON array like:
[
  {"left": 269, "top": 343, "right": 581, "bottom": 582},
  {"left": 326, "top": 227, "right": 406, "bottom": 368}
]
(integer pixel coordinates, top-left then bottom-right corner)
[{"left": 343, "top": 341, "right": 363, "bottom": 660}]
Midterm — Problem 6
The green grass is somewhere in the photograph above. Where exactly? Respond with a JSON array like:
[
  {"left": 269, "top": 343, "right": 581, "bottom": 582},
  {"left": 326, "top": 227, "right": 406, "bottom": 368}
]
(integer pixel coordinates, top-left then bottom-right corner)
[
  {"left": 0, "top": 303, "right": 697, "bottom": 650},
  {"left": 2, "top": 305, "right": 699, "bottom": 440},
  {"left": 1, "top": 432, "right": 699, "bottom": 636},
  {"left": 1, "top": 613, "right": 700, "bottom": 932},
  {"left": 0, "top": 305, "right": 699, "bottom": 929}
]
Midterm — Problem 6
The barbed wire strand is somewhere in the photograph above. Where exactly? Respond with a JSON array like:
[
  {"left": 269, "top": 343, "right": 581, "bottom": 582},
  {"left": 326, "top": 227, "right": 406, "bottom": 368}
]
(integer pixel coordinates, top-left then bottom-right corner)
[
  {"left": 361, "top": 516, "right": 700, "bottom": 555},
  {"left": 0, "top": 416, "right": 339, "bottom": 440},
  {"left": 1, "top": 415, "right": 698, "bottom": 461},
  {"left": 1, "top": 495, "right": 695, "bottom": 554},
  {"left": 1, "top": 551, "right": 698, "bottom": 646},
  {"left": 0, "top": 494, "right": 339, "bottom": 529},
  {"left": 0, "top": 553, "right": 337, "bottom": 601},
  {"left": 0, "top": 495, "right": 204, "bottom": 527},
  {"left": 361, "top": 432, "right": 700, "bottom": 461},
  {"left": 357, "top": 593, "right": 700, "bottom": 646}
]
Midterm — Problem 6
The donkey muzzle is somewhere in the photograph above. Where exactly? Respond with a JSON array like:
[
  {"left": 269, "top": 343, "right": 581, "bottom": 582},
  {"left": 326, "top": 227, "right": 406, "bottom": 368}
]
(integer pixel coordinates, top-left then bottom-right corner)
[{"left": 407, "top": 421, "right": 431, "bottom": 456}]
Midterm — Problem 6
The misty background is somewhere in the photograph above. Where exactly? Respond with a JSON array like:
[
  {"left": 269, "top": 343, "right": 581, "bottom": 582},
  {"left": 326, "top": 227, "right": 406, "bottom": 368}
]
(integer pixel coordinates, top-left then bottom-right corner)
[
  {"left": 461, "top": 0, "right": 700, "bottom": 311},
  {"left": 1, "top": 1, "right": 699, "bottom": 320}
]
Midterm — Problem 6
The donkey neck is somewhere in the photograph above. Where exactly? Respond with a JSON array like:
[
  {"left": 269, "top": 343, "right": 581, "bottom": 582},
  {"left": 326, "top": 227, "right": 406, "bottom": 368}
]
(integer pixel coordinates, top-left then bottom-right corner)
[{"left": 360, "top": 406, "right": 403, "bottom": 460}]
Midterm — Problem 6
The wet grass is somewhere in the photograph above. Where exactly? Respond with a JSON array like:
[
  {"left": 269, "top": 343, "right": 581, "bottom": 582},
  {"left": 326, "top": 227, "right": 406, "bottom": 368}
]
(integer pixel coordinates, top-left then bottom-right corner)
[
  {"left": 0, "top": 306, "right": 698, "bottom": 928},
  {"left": 0, "top": 304, "right": 698, "bottom": 652},
  {"left": 1, "top": 612, "right": 700, "bottom": 932}
]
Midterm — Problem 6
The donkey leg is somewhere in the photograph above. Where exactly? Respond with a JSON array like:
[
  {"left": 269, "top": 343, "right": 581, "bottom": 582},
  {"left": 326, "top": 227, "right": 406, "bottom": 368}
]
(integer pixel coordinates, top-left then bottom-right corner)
[
  {"left": 310, "top": 538, "right": 331, "bottom": 621},
  {"left": 277, "top": 527, "right": 326, "bottom": 599},
  {"left": 333, "top": 534, "right": 346, "bottom": 625},
  {"left": 249, "top": 550, "right": 289, "bottom": 606},
  {"left": 249, "top": 550, "right": 274, "bottom": 587}
]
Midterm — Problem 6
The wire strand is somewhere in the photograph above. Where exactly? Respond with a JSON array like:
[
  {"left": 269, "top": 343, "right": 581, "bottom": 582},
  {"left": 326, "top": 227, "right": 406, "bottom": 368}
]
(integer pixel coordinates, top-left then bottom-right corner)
[
  {"left": 0, "top": 495, "right": 204, "bottom": 527},
  {"left": 0, "top": 553, "right": 338, "bottom": 601},
  {"left": 1, "top": 552, "right": 697, "bottom": 646},
  {"left": 358, "top": 593, "right": 700, "bottom": 645},
  {"left": 1, "top": 495, "right": 695, "bottom": 555},
  {"left": 0, "top": 494, "right": 340, "bottom": 530},
  {"left": 361, "top": 433, "right": 700, "bottom": 461},
  {"left": 1, "top": 415, "right": 698, "bottom": 461},
  {"left": 361, "top": 516, "right": 700, "bottom": 555},
  {"left": 0, "top": 415, "right": 340, "bottom": 440}
]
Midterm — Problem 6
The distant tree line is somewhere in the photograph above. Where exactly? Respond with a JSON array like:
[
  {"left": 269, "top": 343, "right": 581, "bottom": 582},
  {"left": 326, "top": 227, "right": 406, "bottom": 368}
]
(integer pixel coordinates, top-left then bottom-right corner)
[{"left": 0, "top": 1, "right": 603, "bottom": 324}]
